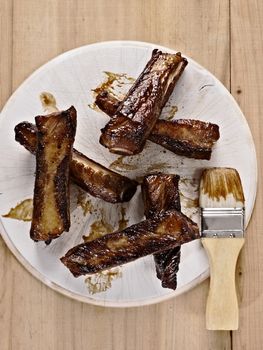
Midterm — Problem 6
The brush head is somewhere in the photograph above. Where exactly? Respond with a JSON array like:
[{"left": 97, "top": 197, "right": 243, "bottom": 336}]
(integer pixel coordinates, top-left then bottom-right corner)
[
  {"left": 200, "top": 168, "right": 245, "bottom": 237},
  {"left": 200, "top": 168, "right": 245, "bottom": 209}
]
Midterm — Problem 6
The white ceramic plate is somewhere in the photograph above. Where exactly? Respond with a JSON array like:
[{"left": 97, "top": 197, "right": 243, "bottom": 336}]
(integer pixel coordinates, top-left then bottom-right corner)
[{"left": 0, "top": 41, "right": 257, "bottom": 307}]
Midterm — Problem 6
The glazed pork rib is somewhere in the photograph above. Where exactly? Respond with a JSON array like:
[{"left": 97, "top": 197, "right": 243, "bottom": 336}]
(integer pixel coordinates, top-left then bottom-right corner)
[
  {"left": 142, "top": 173, "right": 181, "bottom": 217},
  {"left": 68, "top": 149, "right": 138, "bottom": 203},
  {"left": 95, "top": 91, "right": 120, "bottom": 117},
  {"left": 30, "top": 107, "right": 76, "bottom": 241},
  {"left": 61, "top": 209, "right": 199, "bottom": 277},
  {"left": 99, "top": 50, "right": 188, "bottom": 155},
  {"left": 96, "top": 91, "right": 220, "bottom": 160},
  {"left": 141, "top": 173, "right": 182, "bottom": 289},
  {"left": 149, "top": 119, "right": 219, "bottom": 160},
  {"left": 15, "top": 123, "right": 138, "bottom": 203}
]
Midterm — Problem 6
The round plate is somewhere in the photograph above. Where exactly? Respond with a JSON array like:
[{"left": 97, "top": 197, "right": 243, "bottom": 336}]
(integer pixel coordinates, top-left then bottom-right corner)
[{"left": 0, "top": 41, "right": 257, "bottom": 307}]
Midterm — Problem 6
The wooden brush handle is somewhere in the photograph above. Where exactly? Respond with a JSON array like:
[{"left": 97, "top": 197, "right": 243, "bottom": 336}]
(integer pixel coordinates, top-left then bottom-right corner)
[{"left": 201, "top": 237, "right": 245, "bottom": 330}]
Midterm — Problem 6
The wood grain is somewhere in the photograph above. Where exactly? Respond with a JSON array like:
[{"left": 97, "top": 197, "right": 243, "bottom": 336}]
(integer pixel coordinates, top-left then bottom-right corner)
[
  {"left": 1, "top": 0, "right": 255, "bottom": 348},
  {"left": 231, "top": 0, "right": 263, "bottom": 348},
  {"left": 0, "top": 0, "right": 13, "bottom": 109}
]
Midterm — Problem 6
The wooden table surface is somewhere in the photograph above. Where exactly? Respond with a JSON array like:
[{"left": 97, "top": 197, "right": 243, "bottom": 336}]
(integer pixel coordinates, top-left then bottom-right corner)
[{"left": 1, "top": 1, "right": 262, "bottom": 349}]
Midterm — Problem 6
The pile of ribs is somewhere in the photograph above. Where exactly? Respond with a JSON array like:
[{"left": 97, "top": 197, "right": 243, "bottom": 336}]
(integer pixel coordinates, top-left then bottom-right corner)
[
  {"left": 99, "top": 49, "right": 219, "bottom": 158},
  {"left": 14, "top": 49, "right": 220, "bottom": 289}
]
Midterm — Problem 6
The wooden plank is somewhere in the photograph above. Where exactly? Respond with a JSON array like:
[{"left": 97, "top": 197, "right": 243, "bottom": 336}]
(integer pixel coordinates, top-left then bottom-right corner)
[
  {"left": 0, "top": 0, "right": 13, "bottom": 109},
  {"left": 0, "top": 0, "right": 231, "bottom": 349},
  {"left": 231, "top": 0, "right": 263, "bottom": 348},
  {"left": 0, "top": 2, "right": 14, "bottom": 350}
]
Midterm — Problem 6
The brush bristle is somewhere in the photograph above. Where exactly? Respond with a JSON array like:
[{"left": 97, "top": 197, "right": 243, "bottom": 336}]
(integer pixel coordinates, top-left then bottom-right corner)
[{"left": 199, "top": 167, "right": 245, "bottom": 208}]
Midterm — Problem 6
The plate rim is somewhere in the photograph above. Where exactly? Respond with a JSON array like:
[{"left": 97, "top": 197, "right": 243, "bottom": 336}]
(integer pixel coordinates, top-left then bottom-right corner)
[{"left": 0, "top": 40, "right": 258, "bottom": 307}]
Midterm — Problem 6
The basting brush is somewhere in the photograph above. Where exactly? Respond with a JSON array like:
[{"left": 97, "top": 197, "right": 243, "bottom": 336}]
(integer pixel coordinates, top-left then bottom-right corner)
[{"left": 199, "top": 167, "right": 245, "bottom": 330}]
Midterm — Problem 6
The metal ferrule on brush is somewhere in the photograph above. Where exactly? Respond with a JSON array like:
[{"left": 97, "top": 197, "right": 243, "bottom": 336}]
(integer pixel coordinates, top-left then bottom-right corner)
[{"left": 201, "top": 207, "right": 245, "bottom": 238}]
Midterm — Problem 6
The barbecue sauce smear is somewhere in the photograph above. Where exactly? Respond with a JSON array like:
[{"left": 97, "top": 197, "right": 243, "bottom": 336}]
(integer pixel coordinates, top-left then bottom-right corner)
[
  {"left": 93, "top": 72, "right": 135, "bottom": 97},
  {"left": 77, "top": 190, "right": 93, "bottom": 216},
  {"left": 3, "top": 199, "right": 33, "bottom": 221},
  {"left": 85, "top": 268, "right": 122, "bottom": 294}
]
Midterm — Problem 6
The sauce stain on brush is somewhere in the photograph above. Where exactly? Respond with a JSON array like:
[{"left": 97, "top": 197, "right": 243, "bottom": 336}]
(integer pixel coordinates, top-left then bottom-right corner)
[{"left": 202, "top": 168, "right": 245, "bottom": 202}]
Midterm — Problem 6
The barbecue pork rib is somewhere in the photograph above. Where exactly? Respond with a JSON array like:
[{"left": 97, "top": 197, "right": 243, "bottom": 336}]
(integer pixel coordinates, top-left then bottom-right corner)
[
  {"left": 30, "top": 106, "right": 76, "bottom": 242},
  {"left": 15, "top": 122, "right": 138, "bottom": 203},
  {"left": 95, "top": 91, "right": 220, "bottom": 160},
  {"left": 61, "top": 209, "right": 199, "bottom": 277},
  {"left": 142, "top": 173, "right": 181, "bottom": 289},
  {"left": 99, "top": 50, "right": 188, "bottom": 155}
]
